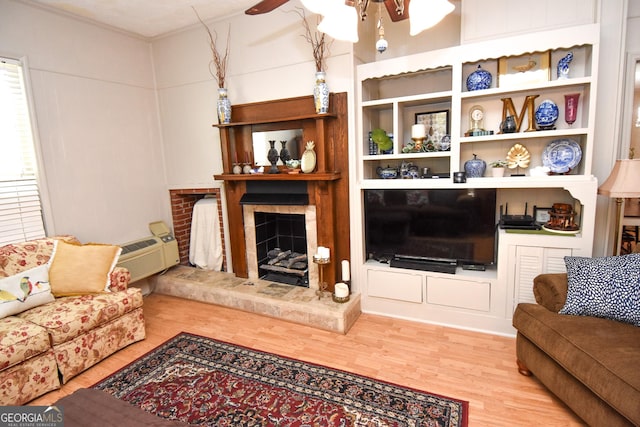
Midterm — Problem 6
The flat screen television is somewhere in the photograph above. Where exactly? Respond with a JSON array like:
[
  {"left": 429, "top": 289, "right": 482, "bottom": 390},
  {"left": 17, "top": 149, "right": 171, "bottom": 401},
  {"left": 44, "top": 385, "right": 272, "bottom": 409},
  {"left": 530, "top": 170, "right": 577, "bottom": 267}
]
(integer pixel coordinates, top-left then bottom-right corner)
[{"left": 364, "top": 188, "right": 497, "bottom": 266}]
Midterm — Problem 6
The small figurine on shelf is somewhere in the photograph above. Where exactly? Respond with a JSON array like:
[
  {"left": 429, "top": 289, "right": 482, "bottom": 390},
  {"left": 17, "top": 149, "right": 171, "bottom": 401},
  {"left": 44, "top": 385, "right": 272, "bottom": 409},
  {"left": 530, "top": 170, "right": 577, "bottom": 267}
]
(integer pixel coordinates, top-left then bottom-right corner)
[{"left": 557, "top": 52, "right": 574, "bottom": 79}]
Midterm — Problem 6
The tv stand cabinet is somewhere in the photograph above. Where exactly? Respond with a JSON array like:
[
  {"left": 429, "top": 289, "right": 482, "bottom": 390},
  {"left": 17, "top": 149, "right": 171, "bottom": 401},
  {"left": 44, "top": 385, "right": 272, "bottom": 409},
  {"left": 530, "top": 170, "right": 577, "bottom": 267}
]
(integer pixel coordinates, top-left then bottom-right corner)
[{"left": 351, "top": 25, "right": 599, "bottom": 335}]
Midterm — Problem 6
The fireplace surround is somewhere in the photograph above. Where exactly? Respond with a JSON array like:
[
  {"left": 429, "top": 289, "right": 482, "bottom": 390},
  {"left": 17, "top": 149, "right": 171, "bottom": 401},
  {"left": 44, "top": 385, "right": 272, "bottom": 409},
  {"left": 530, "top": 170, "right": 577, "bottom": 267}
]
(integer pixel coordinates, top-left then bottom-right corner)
[
  {"left": 244, "top": 204, "right": 319, "bottom": 289},
  {"left": 213, "top": 93, "right": 350, "bottom": 292}
]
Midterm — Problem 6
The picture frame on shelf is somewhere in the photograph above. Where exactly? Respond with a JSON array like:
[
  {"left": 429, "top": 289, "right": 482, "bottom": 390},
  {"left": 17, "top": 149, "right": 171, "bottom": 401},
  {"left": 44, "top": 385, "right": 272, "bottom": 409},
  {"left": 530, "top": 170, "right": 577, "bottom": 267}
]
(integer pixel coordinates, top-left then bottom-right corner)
[
  {"left": 415, "top": 110, "right": 450, "bottom": 139},
  {"left": 534, "top": 206, "right": 552, "bottom": 225},
  {"left": 498, "top": 51, "right": 551, "bottom": 88}
]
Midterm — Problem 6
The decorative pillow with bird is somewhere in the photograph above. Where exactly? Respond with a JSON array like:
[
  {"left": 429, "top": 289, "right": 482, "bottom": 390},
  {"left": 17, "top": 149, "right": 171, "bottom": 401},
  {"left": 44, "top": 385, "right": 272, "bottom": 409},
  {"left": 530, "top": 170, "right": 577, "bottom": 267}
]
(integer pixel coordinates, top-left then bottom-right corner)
[{"left": 0, "top": 264, "right": 54, "bottom": 318}]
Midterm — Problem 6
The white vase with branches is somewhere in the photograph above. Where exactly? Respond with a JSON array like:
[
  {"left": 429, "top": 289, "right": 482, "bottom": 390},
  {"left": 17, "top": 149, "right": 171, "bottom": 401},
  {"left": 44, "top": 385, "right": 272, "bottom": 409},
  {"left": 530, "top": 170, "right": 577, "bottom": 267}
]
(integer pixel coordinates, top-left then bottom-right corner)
[
  {"left": 194, "top": 7, "right": 231, "bottom": 123},
  {"left": 297, "top": 9, "right": 331, "bottom": 114}
]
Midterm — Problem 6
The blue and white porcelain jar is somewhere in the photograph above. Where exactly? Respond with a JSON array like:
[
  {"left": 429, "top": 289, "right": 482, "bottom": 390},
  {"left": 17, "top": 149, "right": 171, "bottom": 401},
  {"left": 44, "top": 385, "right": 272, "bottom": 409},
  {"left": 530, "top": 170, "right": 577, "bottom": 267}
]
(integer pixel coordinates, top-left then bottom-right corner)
[
  {"left": 535, "top": 99, "right": 559, "bottom": 130},
  {"left": 466, "top": 65, "right": 492, "bottom": 91},
  {"left": 464, "top": 154, "right": 486, "bottom": 178}
]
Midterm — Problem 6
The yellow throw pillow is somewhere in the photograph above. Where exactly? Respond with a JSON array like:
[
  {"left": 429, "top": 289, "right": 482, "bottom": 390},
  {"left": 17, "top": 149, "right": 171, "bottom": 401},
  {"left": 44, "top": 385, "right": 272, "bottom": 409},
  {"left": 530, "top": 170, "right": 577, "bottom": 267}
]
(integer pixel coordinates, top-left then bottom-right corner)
[{"left": 49, "top": 240, "right": 122, "bottom": 297}]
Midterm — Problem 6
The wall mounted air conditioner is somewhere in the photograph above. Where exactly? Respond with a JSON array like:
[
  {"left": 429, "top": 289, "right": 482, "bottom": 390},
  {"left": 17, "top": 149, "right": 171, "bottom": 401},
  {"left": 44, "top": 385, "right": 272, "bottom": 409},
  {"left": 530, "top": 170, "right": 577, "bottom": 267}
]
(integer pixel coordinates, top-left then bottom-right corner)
[{"left": 117, "top": 221, "right": 179, "bottom": 283}]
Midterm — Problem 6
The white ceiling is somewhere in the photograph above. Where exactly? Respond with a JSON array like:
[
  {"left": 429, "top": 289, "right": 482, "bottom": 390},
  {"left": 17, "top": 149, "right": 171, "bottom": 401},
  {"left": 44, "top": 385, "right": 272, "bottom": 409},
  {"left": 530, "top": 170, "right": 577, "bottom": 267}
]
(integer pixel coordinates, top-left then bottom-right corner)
[{"left": 25, "top": 0, "right": 264, "bottom": 38}]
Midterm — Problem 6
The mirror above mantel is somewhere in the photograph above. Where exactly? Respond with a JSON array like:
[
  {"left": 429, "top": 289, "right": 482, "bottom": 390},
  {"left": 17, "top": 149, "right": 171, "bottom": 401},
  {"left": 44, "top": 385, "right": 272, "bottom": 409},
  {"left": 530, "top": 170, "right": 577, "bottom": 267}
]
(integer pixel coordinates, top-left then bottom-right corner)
[{"left": 252, "top": 129, "right": 302, "bottom": 166}]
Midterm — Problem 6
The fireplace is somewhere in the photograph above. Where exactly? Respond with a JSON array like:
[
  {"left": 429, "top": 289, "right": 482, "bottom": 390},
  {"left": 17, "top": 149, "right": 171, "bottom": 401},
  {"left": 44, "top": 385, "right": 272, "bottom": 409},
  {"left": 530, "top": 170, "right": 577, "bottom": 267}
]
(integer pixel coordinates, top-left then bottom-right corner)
[
  {"left": 244, "top": 204, "right": 320, "bottom": 290},
  {"left": 254, "top": 212, "right": 308, "bottom": 286},
  {"left": 212, "top": 93, "right": 350, "bottom": 290}
]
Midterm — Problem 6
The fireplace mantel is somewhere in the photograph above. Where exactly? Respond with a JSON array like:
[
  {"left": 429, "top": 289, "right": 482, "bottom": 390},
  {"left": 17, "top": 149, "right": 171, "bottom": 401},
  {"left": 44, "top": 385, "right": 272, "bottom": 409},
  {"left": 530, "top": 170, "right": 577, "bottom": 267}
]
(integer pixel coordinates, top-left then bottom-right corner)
[
  {"left": 213, "top": 172, "right": 340, "bottom": 181},
  {"left": 213, "top": 93, "right": 350, "bottom": 291}
]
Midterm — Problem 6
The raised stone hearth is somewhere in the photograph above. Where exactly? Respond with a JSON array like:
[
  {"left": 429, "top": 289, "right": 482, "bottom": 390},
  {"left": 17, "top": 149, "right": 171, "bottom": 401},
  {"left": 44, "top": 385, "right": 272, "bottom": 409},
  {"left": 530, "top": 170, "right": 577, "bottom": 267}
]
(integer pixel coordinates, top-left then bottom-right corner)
[{"left": 152, "top": 266, "right": 361, "bottom": 334}]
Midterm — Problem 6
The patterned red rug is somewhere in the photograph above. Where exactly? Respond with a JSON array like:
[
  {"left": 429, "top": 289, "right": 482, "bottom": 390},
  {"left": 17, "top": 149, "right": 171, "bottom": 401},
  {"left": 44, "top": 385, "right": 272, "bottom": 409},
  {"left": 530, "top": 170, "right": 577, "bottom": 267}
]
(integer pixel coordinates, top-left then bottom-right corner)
[{"left": 93, "top": 332, "right": 468, "bottom": 426}]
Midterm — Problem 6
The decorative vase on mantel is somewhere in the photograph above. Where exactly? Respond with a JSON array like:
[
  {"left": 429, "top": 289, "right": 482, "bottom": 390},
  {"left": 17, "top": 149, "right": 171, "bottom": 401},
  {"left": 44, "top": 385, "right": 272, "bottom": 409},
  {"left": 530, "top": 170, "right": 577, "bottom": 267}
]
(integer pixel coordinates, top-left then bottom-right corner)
[
  {"left": 313, "top": 71, "right": 329, "bottom": 114},
  {"left": 217, "top": 87, "right": 232, "bottom": 124},
  {"left": 267, "top": 140, "right": 280, "bottom": 174},
  {"left": 279, "top": 140, "right": 291, "bottom": 163}
]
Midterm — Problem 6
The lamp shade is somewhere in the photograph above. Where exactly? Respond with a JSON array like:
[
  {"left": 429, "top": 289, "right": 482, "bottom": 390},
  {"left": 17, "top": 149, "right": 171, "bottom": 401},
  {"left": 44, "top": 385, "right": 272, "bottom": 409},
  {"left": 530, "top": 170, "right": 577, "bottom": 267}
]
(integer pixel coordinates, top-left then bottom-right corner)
[
  {"left": 598, "top": 159, "right": 640, "bottom": 198},
  {"left": 317, "top": 3, "right": 359, "bottom": 43},
  {"left": 409, "top": 0, "right": 455, "bottom": 36}
]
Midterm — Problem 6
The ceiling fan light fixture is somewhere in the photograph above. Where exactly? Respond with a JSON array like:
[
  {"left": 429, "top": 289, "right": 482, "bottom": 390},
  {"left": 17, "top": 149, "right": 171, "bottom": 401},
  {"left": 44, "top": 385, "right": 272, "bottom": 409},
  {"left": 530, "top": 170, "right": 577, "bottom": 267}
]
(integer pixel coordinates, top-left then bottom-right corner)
[
  {"left": 317, "top": 3, "right": 359, "bottom": 43},
  {"left": 409, "top": 0, "right": 455, "bottom": 36}
]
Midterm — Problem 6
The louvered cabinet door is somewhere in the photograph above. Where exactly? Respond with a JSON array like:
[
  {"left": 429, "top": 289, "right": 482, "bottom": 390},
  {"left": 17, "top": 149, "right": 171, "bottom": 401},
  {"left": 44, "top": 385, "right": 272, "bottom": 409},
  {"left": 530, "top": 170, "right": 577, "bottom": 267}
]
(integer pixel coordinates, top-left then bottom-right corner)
[{"left": 513, "top": 246, "right": 571, "bottom": 307}]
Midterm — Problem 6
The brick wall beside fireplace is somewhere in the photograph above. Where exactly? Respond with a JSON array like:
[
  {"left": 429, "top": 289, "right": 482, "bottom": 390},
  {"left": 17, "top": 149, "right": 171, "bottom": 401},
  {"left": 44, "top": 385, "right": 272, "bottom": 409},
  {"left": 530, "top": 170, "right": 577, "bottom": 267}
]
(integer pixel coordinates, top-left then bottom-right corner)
[{"left": 169, "top": 188, "right": 226, "bottom": 271}]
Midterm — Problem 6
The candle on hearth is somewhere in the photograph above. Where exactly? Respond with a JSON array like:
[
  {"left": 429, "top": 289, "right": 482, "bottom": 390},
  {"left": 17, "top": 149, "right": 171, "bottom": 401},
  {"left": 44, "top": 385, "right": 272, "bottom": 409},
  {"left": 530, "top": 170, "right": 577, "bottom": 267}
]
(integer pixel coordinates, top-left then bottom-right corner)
[
  {"left": 334, "top": 282, "right": 349, "bottom": 298},
  {"left": 341, "top": 260, "right": 350, "bottom": 282},
  {"left": 411, "top": 124, "right": 426, "bottom": 139},
  {"left": 317, "top": 246, "right": 330, "bottom": 259}
]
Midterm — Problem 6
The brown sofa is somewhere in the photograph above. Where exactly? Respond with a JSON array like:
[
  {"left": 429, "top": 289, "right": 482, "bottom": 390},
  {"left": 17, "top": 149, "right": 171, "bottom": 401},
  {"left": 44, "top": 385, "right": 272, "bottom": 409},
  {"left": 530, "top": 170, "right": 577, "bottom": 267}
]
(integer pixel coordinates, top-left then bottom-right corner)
[{"left": 513, "top": 273, "right": 640, "bottom": 426}]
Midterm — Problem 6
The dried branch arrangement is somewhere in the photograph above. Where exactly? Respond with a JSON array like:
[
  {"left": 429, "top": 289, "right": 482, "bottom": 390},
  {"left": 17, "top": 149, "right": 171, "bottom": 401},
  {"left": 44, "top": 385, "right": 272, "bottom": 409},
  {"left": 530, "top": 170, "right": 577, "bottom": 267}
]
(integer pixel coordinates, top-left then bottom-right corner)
[
  {"left": 193, "top": 7, "right": 230, "bottom": 88},
  {"left": 294, "top": 8, "right": 331, "bottom": 72}
]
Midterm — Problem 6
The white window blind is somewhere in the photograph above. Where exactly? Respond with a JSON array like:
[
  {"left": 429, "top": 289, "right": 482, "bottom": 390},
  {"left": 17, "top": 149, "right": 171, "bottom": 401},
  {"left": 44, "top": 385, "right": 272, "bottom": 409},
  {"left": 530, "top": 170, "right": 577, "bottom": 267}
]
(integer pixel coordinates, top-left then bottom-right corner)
[{"left": 0, "top": 57, "right": 46, "bottom": 245}]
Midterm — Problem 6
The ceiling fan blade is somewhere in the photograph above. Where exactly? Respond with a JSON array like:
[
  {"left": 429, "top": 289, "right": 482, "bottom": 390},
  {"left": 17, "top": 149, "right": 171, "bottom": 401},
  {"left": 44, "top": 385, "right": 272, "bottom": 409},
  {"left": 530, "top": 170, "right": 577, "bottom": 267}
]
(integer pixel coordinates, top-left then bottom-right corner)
[
  {"left": 384, "top": 0, "right": 409, "bottom": 22},
  {"left": 245, "top": 0, "right": 290, "bottom": 15}
]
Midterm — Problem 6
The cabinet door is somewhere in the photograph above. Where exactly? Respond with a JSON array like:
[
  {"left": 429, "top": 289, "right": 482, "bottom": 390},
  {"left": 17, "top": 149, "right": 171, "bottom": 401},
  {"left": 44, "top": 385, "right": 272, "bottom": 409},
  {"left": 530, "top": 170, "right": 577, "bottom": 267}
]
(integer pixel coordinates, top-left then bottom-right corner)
[
  {"left": 514, "top": 246, "right": 570, "bottom": 305},
  {"left": 368, "top": 269, "right": 423, "bottom": 303}
]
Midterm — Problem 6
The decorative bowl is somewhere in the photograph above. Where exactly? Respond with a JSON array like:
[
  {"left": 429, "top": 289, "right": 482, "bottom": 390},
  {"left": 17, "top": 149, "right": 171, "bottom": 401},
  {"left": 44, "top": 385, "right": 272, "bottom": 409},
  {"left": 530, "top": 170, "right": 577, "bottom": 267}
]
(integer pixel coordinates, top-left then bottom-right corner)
[{"left": 285, "top": 159, "right": 301, "bottom": 169}]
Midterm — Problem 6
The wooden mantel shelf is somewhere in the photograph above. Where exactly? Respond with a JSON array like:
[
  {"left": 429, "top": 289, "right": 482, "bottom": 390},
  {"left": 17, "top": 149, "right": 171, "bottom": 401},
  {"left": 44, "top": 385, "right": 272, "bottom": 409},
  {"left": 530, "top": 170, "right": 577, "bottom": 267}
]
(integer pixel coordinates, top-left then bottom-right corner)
[
  {"left": 214, "top": 172, "right": 341, "bottom": 181},
  {"left": 212, "top": 113, "right": 337, "bottom": 128}
]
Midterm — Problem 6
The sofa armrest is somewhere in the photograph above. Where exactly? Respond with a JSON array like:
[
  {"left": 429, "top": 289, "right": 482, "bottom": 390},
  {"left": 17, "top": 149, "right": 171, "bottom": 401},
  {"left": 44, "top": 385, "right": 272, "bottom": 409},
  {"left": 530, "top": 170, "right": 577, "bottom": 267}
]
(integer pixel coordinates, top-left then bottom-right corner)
[
  {"left": 109, "top": 267, "right": 131, "bottom": 292},
  {"left": 533, "top": 273, "right": 568, "bottom": 312}
]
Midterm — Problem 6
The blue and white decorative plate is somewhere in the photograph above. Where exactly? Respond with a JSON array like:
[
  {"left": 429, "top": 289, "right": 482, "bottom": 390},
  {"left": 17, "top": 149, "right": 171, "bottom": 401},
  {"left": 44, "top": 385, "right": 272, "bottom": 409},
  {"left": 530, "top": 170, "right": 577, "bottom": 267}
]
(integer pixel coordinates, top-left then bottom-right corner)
[
  {"left": 542, "top": 139, "right": 582, "bottom": 173},
  {"left": 535, "top": 99, "right": 559, "bottom": 130}
]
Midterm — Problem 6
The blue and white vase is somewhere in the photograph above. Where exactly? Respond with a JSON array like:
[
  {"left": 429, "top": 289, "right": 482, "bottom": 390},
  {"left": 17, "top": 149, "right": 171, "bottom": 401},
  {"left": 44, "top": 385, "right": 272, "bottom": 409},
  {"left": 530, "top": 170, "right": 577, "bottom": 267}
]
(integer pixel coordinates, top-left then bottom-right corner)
[
  {"left": 217, "top": 87, "right": 232, "bottom": 124},
  {"left": 313, "top": 71, "right": 329, "bottom": 114},
  {"left": 466, "top": 65, "right": 492, "bottom": 91},
  {"left": 464, "top": 154, "right": 486, "bottom": 178},
  {"left": 557, "top": 52, "right": 573, "bottom": 79},
  {"left": 535, "top": 99, "right": 559, "bottom": 130}
]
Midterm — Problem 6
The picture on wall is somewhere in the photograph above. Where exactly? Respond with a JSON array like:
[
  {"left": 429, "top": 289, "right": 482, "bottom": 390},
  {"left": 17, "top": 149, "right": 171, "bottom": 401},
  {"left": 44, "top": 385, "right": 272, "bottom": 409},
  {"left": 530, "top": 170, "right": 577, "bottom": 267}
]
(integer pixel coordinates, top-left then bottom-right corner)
[
  {"left": 498, "top": 51, "right": 551, "bottom": 88},
  {"left": 415, "top": 110, "right": 450, "bottom": 144}
]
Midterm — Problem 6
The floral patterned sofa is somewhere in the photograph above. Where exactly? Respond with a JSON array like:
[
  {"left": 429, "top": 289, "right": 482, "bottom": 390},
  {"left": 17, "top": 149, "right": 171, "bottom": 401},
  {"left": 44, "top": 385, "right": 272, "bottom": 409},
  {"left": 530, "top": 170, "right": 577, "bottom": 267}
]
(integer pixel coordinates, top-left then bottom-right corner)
[{"left": 0, "top": 237, "right": 146, "bottom": 405}]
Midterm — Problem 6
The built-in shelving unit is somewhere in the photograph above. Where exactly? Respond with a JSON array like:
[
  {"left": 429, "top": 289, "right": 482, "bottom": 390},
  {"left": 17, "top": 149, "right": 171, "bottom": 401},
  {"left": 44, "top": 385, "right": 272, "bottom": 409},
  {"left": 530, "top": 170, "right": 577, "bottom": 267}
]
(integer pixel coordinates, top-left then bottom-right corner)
[{"left": 351, "top": 24, "right": 600, "bottom": 335}]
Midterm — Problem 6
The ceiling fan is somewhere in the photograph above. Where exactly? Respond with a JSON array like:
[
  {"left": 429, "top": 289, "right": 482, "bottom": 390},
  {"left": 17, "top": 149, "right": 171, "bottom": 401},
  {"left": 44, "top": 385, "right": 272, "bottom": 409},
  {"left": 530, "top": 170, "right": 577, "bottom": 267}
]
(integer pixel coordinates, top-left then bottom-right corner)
[{"left": 245, "top": 0, "right": 410, "bottom": 23}]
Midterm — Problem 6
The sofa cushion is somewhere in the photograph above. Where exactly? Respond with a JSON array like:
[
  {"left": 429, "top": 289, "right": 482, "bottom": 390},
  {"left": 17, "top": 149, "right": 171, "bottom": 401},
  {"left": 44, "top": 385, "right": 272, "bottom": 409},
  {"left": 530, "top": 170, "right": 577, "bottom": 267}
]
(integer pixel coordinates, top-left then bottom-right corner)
[
  {"left": 559, "top": 254, "right": 640, "bottom": 326},
  {"left": 17, "top": 288, "right": 143, "bottom": 345},
  {"left": 0, "top": 236, "right": 77, "bottom": 278},
  {"left": 0, "top": 316, "right": 51, "bottom": 371},
  {"left": 513, "top": 303, "right": 640, "bottom": 423},
  {"left": 0, "top": 264, "right": 55, "bottom": 319},
  {"left": 49, "top": 240, "right": 122, "bottom": 297}
]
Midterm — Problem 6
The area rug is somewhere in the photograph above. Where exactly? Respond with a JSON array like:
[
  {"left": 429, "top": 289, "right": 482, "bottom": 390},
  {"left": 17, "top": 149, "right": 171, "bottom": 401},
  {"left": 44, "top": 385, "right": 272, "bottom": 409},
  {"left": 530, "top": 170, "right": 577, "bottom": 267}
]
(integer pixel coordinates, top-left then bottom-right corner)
[{"left": 93, "top": 332, "right": 468, "bottom": 426}]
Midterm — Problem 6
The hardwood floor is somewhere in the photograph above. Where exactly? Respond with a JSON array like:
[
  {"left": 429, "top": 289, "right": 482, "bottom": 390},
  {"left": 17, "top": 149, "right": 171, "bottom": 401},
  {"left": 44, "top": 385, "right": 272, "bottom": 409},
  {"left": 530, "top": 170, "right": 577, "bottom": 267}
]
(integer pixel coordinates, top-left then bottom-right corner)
[{"left": 30, "top": 293, "right": 586, "bottom": 426}]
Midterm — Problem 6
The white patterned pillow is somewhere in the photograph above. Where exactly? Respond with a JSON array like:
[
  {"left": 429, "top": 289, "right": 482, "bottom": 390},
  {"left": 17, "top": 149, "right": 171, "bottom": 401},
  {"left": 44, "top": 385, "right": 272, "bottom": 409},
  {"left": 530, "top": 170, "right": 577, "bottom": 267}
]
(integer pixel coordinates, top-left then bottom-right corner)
[
  {"left": 0, "top": 264, "right": 55, "bottom": 318},
  {"left": 559, "top": 254, "right": 640, "bottom": 326}
]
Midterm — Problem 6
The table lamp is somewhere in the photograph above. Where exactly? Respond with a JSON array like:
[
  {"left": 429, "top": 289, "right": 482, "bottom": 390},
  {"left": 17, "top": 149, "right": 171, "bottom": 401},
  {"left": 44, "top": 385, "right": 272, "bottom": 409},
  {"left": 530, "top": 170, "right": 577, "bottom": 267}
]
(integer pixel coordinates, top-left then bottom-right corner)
[{"left": 598, "top": 159, "right": 640, "bottom": 255}]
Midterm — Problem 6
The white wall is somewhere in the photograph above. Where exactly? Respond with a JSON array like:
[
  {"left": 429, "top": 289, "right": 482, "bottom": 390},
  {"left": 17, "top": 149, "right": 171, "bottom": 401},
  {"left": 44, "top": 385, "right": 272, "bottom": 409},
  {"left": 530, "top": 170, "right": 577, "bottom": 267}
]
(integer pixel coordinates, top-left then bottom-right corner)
[
  {"left": 152, "top": 1, "right": 353, "bottom": 188},
  {"left": 0, "top": 0, "right": 169, "bottom": 244}
]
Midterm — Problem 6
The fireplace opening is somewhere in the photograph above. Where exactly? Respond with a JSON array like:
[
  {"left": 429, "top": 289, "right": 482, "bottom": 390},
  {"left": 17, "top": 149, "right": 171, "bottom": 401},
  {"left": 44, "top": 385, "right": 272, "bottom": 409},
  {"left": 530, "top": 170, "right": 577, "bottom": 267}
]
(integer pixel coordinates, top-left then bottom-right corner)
[{"left": 255, "top": 212, "right": 308, "bottom": 287}]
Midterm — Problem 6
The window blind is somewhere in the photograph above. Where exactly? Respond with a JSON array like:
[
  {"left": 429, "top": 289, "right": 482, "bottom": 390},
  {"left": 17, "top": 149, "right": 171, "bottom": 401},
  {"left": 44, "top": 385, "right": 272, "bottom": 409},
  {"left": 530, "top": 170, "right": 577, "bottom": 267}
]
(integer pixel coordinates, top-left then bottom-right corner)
[{"left": 0, "top": 57, "right": 46, "bottom": 245}]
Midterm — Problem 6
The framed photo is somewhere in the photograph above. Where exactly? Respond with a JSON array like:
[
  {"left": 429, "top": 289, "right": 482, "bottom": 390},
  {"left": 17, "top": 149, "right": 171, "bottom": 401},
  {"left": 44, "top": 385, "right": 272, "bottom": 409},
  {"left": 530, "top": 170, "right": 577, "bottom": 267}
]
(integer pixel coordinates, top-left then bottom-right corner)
[
  {"left": 534, "top": 206, "right": 552, "bottom": 225},
  {"left": 415, "top": 110, "right": 450, "bottom": 140},
  {"left": 498, "top": 51, "right": 551, "bottom": 88}
]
